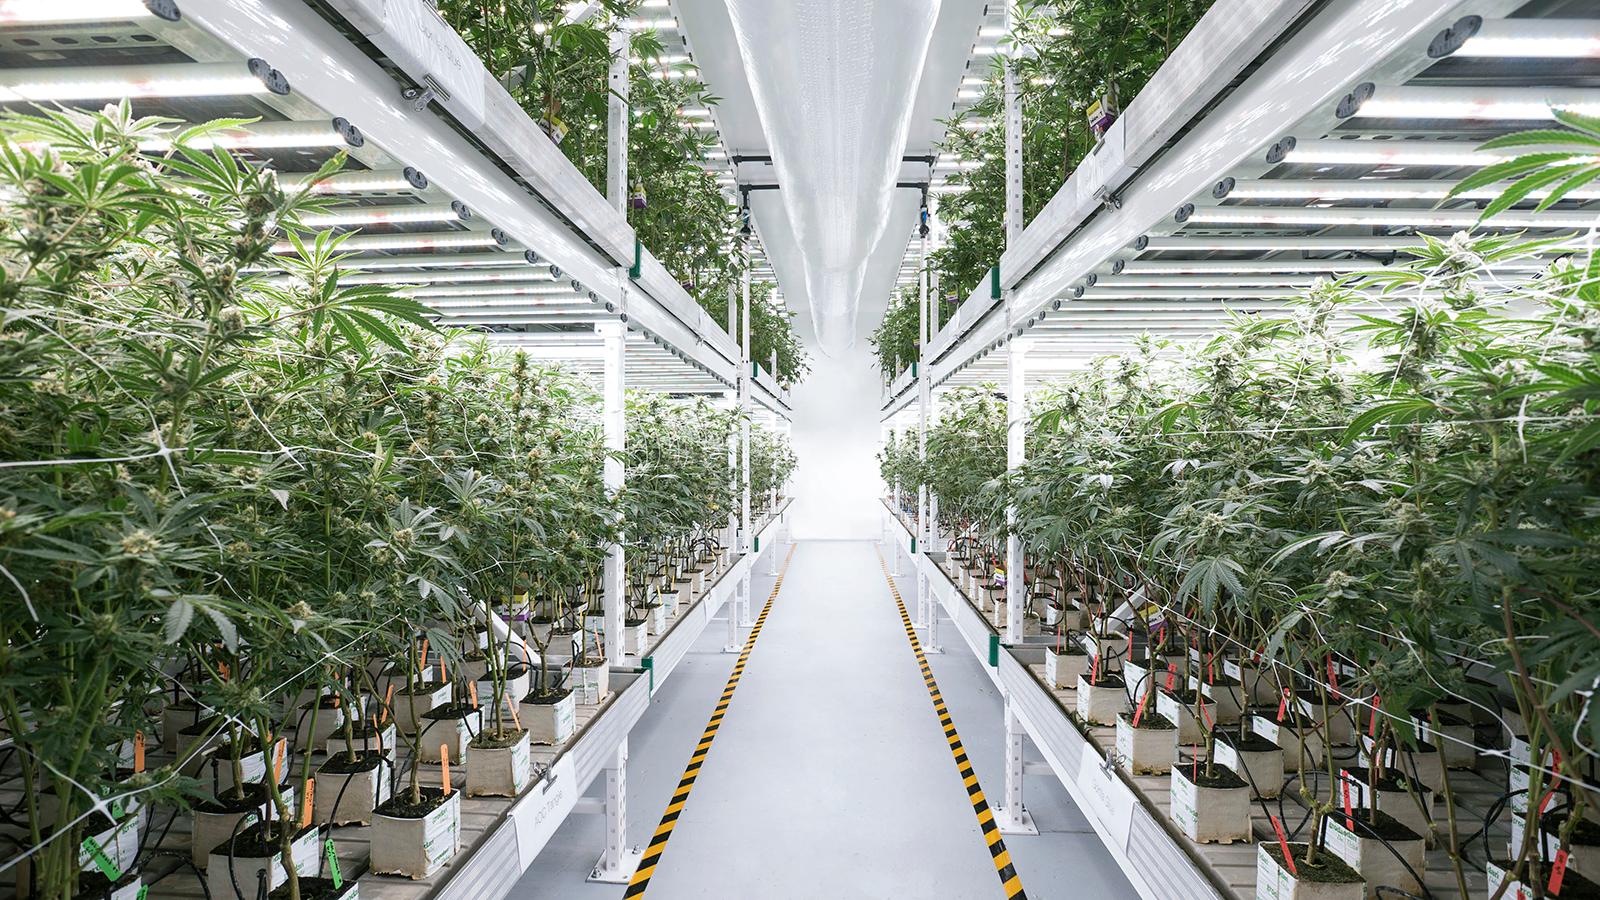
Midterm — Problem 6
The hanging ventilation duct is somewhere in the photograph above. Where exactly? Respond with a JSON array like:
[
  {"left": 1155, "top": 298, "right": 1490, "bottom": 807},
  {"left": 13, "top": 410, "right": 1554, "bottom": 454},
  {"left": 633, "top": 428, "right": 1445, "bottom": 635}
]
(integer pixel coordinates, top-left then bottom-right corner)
[{"left": 725, "top": 0, "right": 940, "bottom": 356}]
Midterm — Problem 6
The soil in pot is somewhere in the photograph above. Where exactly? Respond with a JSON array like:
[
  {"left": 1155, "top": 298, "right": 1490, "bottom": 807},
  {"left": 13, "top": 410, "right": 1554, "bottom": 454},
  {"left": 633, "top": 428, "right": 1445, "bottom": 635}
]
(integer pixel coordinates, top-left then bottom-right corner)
[
  {"left": 372, "top": 786, "right": 462, "bottom": 879},
  {"left": 465, "top": 728, "right": 531, "bottom": 797},
  {"left": 1541, "top": 809, "right": 1600, "bottom": 876},
  {"left": 1077, "top": 672, "right": 1126, "bottom": 726},
  {"left": 1116, "top": 712, "right": 1177, "bottom": 774},
  {"left": 268, "top": 876, "right": 358, "bottom": 900}
]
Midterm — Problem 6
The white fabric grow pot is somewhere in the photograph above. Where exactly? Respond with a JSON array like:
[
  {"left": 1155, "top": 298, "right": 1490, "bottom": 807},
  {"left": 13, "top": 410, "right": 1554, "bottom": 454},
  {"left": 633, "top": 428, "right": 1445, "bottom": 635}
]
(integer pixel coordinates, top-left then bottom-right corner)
[
  {"left": 191, "top": 784, "right": 292, "bottom": 867},
  {"left": 1156, "top": 689, "right": 1214, "bottom": 747},
  {"left": 520, "top": 690, "right": 576, "bottom": 744},
  {"left": 206, "top": 823, "right": 321, "bottom": 900},
  {"left": 315, "top": 754, "right": 393, "bottom": 826},
  {"left": 1170, "top": 765, "right": 1251, "bottom": 843},
  {"left": 294, "top": 701, "right": 348, "bottom": 752},
  {"left": 1214, "top": 734, "right": 1284, "bottom": 800},
  {"left": 209, "top": 739, "right": 288, "bottom": 796},
  {"left": 1325, "top": 814, "right": 1425, "bottom": 900},
  {"left": 1077, "top": 675, "right": 1125, "bottom": 726},
  {"left": 465, "top": 729, "right": 532, "bottom": 798},
  {"left": 371, "top": 790, "right": 461, "bottom": 879},
  {"left": 1115, "top": 713, "right": 1175, "bottom": 774},
  {"left": 1248, "top": 714, "right": 1325, "bottom": 772},
  {"left": 1257, "top": 843, "right": 1366, "bottom": 900},
  {"left": 418, "top": 707, "right": 482, "bottom": 764},
  {"left": 1045, "top": 648, "right": 1088, "bottom": 689},
  {"left": 573, "top": 659, "right": 609, "bottom": 705},
  {"left": 392, "top": 683, "right": 451, "bottom": 736},
  {"left": 325, "top": 724, "right": 397, "bottom": 761}
]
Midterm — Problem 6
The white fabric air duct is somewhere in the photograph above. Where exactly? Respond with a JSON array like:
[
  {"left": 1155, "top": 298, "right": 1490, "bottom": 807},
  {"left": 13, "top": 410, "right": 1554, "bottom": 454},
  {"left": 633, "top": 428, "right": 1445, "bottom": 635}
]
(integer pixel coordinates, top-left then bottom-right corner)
[{"left": 725, "top": 0, "right": 940, "bottom": 356}]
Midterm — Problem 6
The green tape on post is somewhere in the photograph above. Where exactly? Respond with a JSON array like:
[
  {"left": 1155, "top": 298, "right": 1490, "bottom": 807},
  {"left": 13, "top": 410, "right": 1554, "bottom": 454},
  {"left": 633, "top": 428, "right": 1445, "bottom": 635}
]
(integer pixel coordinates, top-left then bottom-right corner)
[
  {"left": 629, "top": 239, "right": 642, "bottom": 280},
  {"left": 990, "top": 265, "right": 1001, "bottom": 300},
  {"left": 988, "top": 634, "right": 1000, "bottom": 667},
  {"left": 642, "top": 656, "right": 654, "bottom": 694}
]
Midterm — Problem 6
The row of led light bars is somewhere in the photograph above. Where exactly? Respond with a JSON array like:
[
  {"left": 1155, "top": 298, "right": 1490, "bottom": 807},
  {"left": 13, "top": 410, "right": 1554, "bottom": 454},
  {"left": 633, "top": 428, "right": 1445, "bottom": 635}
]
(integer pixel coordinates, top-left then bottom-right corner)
[{"left": 923, "top": 11, "right": 1600, "bottom": 389}]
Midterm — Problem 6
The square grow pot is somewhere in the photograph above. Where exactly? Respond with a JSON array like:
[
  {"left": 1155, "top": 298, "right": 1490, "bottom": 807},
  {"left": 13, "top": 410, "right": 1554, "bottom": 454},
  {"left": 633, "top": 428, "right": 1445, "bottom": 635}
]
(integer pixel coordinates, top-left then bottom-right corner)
[
  {"left": 1360, "top": 735, "right": 1444, "bottom": 794},
  {"left": 1045, "top": 647, "right": 1089, "bottom": 689},
  {"left": 1338, "top": 767, "right": 1434, "bottom": 848},
  {"left": 268, "top": 876, "right": 359, "bottom": 900},
  {"left": 474, "top": 663, "right": 531, "bottom": 719},
  {"left": 1115, "top": 712, "right": 1176, "bottom": 774},
  {"left": 520, "top": 688, "right": 576, "bottom": 745},
  {"left": 294, "top": 697, "right": 349, "bottom": 752},
  {"left": 1224, "top": 659, "right": 1279, "bottom": 705},
  {"left": 371, "top": 788, "right": 461, "bottom": 879},
  {"left": 1171, "top": 763, "right": 1252, "bottom": 843},
  {"left": 392, "top": 681, "right": 451, "bottom": 736},
  {"left": 76, "top": 871, "right": 142, "bottom": 900},
  {"left": 1257, "top": 841, "right": 1365, "bottom": 900},
  {"left": 1214, "top": 730, "right": 1285, "bottom": 800},
  {"left": 1156, "top": 688, "right": 1215, "bottom": 747},
  {"left": 315, "top": 751, "right": 393, "bottom": 826},
  {"left": 1324, "top": 811, "right": 1425, "bottom": 900},
  {"left": 572, "top": 657, "right": 609, "bottom": 705},
  {"left": 1539, "top": 809, "right": 1600, "bottom": 878},
  {"left": 1248, "top": 712, "right": 1326, "bottom": 772},
  {"left": 162, "top": 699, "right": 210, "bottom": 753},
  {"left": 465, "top": 728, "right": 532, "bottom": 798},
  {"left": 206, "top": 821, "right": 322, "bottom": 900},
  {"left": 1412, "top": 710, "right": 1477, "bottom": 770},
  {"left": 325, "top": 722, "right": 397, "bottom": 761},
  {"left": 191, "top": 782, "right": 293, "bottom": 867},
  {"left": 1199, "top": 676, "right": 1246, "bottom": 726},
  {"left": 77, "top": 811, "right": 141, "bottom": 877},
  {"left": 1293, "top": 692, "right": 1356, "bottom": 746},
  {"left": 1077, "top": 673, "right": 1126, "bottom": 726},
  {"left": 624, "top": 619, "right": 645, "bottom": 655},
  {"left": 645, "top": 604, "right": 666, "bottom": 636},
  {"left": 208, "top": 737, "right": 287, "bottom": 796},
  {"left": 177, "top": 716, "right": 222, "bottom": 777},
  {"left": 418, "top": 703, "right": 482, "bottom": 764}
]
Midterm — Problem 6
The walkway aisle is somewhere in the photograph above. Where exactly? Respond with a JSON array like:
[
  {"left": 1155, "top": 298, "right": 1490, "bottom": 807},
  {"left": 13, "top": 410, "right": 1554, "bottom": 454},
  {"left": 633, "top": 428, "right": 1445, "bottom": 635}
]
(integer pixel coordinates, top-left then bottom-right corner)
[{"left": 515, "top": 540, "right": 1141, "bottom": 899}]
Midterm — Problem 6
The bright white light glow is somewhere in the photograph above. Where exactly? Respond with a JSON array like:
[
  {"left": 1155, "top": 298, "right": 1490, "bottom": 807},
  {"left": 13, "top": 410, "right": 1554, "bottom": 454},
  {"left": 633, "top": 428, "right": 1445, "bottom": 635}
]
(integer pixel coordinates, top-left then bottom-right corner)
[
  {"left": 1183, "top": 206, "right": 1599, "bottom": 229},
  {"left": 1355, "top": 86, "right": 1600, "bottom": 121},
  {"left": 0, "top": 63, "right": 267, "bottom": 103},
  {"left": 404, "top": 285, "right": 580, "bottom": 300},
  {"left": 271, "top": 233, "right": 505, "bottom": 254},
  {"left": 140, "top": 120, "right": 348, "bottom": 152},
  {"left": 1455, "top": 20, "right": 1600, "bottom": 58},
  {"left": 1225, "top": 178, "right": 1600, "bottom": 201},
  {"left": 1279, "top": 139, "right": 1577, "bottom": 167},
  {"left": 277, "top": 170, "right": 426, "bottom": 194},
  {"left": 0, "top": 0, "right": 149, "bottom": 21},
  {"left": 299, "top": 205, "right": 467, "bottom": 228}
]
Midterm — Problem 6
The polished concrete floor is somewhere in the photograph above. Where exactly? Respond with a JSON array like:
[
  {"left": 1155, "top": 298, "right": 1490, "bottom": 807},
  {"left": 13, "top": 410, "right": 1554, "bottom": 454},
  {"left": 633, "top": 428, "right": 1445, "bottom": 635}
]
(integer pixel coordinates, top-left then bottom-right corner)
[{"left": 514, "top": 540, "right": 1139, "bottom": 899}]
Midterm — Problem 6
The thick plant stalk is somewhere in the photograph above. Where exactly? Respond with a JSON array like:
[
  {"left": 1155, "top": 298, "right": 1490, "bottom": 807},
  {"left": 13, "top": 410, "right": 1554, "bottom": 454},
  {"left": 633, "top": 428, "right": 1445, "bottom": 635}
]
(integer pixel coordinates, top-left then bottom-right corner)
[{"left": 1429, "top": 703, "right": 1470, "bottom": 900}]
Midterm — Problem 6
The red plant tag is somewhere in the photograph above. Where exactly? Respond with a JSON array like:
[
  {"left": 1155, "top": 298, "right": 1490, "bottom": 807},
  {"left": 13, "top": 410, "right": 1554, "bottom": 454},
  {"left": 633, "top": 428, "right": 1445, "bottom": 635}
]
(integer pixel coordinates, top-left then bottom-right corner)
[
  {"left": 1271, "top": 815, "right": 1297, "bottom": 876},
  {"left": 1277, "top": 690, "right": 1289, "bottom": 722},
  {"left": 1369, "top": 696, "right": 1381, "bottom": 737},
  {"left": 1166, "top": 663, "right": 1178, "bottom": 690},
  {"left": 1341, "top": 774, "right": 1354, "bottom": 829},
  {"left": 1541, "top": 788, "right": 1557, "bottom": 815},
  {"left": 1133, "top": 691, "right": 1150, "bottom": 727},
  {"left": 1551, "top": 848, "right": 1570, "bottom": 895},
  {"left": 1326, "top": 657, "right": 1339, "bottom": 694}
]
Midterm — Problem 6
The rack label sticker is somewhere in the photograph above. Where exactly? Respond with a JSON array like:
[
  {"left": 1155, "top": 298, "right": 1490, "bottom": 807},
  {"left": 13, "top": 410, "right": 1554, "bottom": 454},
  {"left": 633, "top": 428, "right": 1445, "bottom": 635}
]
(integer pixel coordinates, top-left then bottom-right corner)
[
  {"left": 382, "top": 0, "right": 487, "bottom": 127},
  {"left": 422, "top": 792, "right": 462, "bottom": 873},
  {"left": 513, "top": 755, "right": 576, "bottom": 869}
]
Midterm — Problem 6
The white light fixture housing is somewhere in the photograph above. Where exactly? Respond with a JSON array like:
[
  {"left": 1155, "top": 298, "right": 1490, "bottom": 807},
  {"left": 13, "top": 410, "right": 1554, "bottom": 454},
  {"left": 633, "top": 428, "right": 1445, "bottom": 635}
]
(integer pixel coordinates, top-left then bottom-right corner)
[
  {"left": 271, "top": 232, "right": 508, "bottom": 254},
  {"left": 1341, "top": 84, "right": 1600, "bottom": 121},
  {"left": 141, "top": 118, "right": 359, "bottom": 152},
  {"left": 0, "top": 0, "right": 167, "bottom": 23},
  {"left": 1453, "top": 19, "right": 1600, "bottom": 58},
  {"left": 0, "top": 61, "right": 287, "bottom": 103}
]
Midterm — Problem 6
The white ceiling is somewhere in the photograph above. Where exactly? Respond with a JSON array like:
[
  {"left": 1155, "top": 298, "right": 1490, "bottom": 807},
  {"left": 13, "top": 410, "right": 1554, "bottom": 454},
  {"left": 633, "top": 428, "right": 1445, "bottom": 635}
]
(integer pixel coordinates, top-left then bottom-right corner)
[{"left": 676, "top": 0, "right": 989, "bottom": 348}]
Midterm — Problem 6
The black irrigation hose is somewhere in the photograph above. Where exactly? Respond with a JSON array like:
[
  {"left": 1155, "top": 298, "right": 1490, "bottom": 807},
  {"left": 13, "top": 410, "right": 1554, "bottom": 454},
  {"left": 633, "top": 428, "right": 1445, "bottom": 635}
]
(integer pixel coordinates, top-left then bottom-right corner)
[
  {"left": 138, "top": 850, "right": 213, "bottom": 900},
  {"left": 139, "top": 804, "right": 183, "bottom": 859}
]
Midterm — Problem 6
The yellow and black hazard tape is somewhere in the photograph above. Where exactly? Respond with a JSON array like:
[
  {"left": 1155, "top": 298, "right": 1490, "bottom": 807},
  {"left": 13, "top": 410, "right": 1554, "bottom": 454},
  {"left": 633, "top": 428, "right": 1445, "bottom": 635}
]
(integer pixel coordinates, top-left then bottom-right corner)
[
  {"left": 623, "top": 543, "right": 797, "bottom": 898},
  {"left": 874, "top": 545, "right": 1029, "bottom": 900}
]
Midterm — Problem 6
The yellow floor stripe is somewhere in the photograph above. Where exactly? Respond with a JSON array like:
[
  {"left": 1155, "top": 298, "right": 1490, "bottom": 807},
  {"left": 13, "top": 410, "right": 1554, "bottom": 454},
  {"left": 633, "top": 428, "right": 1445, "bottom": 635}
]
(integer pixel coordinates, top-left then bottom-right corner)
[
  {"left": 874, "top": 545, "right": 1029, "bottom": 900},
  {"left": 622, "top": 544, "right": 797, "bottom": 898}
]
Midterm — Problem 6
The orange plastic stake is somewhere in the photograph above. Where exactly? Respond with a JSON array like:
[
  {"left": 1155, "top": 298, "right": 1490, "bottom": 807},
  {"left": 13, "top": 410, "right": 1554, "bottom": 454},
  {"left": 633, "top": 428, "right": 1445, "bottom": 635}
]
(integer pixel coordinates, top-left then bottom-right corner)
[
  {"left": 468, "top": 682, "right": 479, "bottom": 708},
  {"left": 274, "top": 739, "right": 286, "bottom": 783},
  {"left": 440, "top": 748, "right": 451, "bottom": 794},
  {"left": 133, "top": 732, "right": 145, "bottom": 773},
  {"left": 507, "top": 693, "right": 521, "bottom": 730},
  {"left": 382, "top": 684, "right": 395, "bottom": 724},
  {"left": 303, "top": 780, "right": 315, "bottom": 828},
  {"left": 419, "top": 639, "right": 429, "bottom": 675}
]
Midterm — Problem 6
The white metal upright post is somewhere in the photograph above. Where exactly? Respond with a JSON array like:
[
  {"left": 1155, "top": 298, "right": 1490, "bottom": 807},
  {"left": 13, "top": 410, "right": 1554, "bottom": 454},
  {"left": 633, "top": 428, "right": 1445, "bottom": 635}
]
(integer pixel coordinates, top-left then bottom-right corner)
[
  {"left": 588, "top": 736, "right": 642, "bottom": 881},
  {"left": 600, "top": 313, "right": 626, "bottom": 664},
  {"left": 739, "top": 244, "right": 754, "bottom": 627},
  {"left": 917, "top": 194, "right": 934, "bottom": 627},
  {"left": 606, "top": 28, "right": 628, "bottom": 212},
  {"left": 1003, "top": 0, "right": 1027, "bottom": 647},
  {"left": 999, "top": 700, "right": 1037, "bottom": 834}
]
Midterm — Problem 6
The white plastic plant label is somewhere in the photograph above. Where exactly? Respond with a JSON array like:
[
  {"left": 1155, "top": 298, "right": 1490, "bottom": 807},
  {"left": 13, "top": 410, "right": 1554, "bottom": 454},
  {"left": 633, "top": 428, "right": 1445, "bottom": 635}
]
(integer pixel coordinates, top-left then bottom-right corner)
[
  {"left": 1045, "top": 650, "right": 1058, "bottom": 687},
  {"left": 1078, "top": 633, "right": 1099, "bottom": 662},
  {"left": 1115, "top": 720, "right": 1134, "bottom": 761},
  {"left": 422, "top": 792, "right": 462, "bottom": 873},
  {"left": 512, "top": 755, "right": 577, "bottom": 869},
  {"left": 1169, "top": 769, "right": 1199, "bottom": 836},
  {"left": 1252, "top": 715, "right": 1280, "bottom": 744},
  {"left": 1224, "top": 660, "right": 1242, "bottom": 682},
  {"left": 1489, "top": 858, "right": 1530, "bottom": 900},
  {"left": 1213, "top": 739, "right": 1238, "bottom": 774}
]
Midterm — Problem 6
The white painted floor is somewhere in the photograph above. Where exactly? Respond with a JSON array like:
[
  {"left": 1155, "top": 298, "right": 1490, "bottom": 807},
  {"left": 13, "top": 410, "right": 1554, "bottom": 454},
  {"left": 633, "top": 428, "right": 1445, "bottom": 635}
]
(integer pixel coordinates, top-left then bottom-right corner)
[{"left": 512, "top": 540, "right": 1140, "bottom": 900}]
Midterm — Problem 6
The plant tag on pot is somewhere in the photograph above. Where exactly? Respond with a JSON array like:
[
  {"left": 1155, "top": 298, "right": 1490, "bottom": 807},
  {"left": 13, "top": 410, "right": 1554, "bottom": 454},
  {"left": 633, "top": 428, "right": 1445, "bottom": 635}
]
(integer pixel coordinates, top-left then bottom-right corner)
[
  {"left": 1169, "top": 769, "right": 1198, "bottom": 835},
  {"left": 326, "top": 839, "right": 343, "bottom": 888},
  {"left": 1223, "top": 660, "right": 1242, "bottom": 682},
  {"left": 1213, "top": 738, "right": 1237, "bottom": 773},
  {"left": 421, "top": 793, "right": 461, "bottom": 871},
  {"left": 1257, "top": 844, "right": 1290, "bottom": 900},
  {"left": 1045, "top": 650, "right": 1057, "bottom": 687},
  {"left": 81, "top": 834, "right": 119, "bottom": 879},
  {"left": 1156, "top": 691, "right": 1181, "bottom": 727},
  {"left": 1252, "top": 715, "right": 1279, "bottom": 745},
  {"left": 512, "top": 736, "right": 531, "bottom": 793}
]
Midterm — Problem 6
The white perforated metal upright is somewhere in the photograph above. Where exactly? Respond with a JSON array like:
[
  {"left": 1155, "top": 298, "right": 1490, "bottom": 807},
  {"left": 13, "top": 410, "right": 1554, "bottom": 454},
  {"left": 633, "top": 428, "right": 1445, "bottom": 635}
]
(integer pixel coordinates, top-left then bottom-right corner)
[
  {"left": 739, "top": 243, "right": 754, "bottom": 627},
  {"left": 600, "top": 312, "right": 626, "bottom": 665},
  {"left": 917, "top": 195, "right": 934, "bottom": 628},
  {"left": 587, "top": 737, "right": 642, "bottom": 881},
  {"left": 999, "top": 700, "right": 1037, "bottom": 834},
  {"left": 605, "top": 27, "right": 628, "bottom": 212},
  {"left": 1002, "top": 0, "right": 1028, "bottom": 648}
]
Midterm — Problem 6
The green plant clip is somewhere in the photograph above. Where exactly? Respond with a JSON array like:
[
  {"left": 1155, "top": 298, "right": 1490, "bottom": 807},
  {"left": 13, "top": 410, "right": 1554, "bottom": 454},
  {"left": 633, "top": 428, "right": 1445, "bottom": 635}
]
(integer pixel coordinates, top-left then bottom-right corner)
[
  {"left": 325, "top": 839, "right": 343, "bottom": 889},
  {"left": 137, "top": 886, "right": 147, "bottom": 900},
  {"left": 81, "top": 835, "right": 118, "bottom": 880}
]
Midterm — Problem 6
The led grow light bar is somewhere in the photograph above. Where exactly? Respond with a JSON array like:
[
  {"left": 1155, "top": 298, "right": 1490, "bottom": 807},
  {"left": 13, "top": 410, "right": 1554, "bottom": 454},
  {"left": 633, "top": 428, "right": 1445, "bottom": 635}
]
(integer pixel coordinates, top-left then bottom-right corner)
[
  {"left": 1276, "top": 139, "right": 1572, "bottom": 168},
  {"left": 403, "top": 285, "right": 580, "bottom": 300},
  {"left": 271, "top": 232, "right": 507, "bottom": 254},
  {"left": 0, "top": 62, "right": 273, "bottom": 103},
  {"left": 298, "top": 204, "right": 470, "bottom": 228},
  {"left": 332, "top": 269, "right": 555, "bottom": 286},
  {"left": 1453, "top": 20, "right": 1600, "bottom": 58},
  {"left": 1220, "top": 179, "right": 1600, "bottom": 202},
  {"left": 1180, "top": 205, "right": 1600, "bottom": 229},
  {"left": 277, "top": 169, "right": 430, "bottom": 194},
  {"left": 139, "top": 120, "right": 354, "bottom": 152},
  {"left": 1348, "top": 86, "right": 1600, "bottom": 121},
  {"left": 1133, "top": 235, "right": 1587, "bottom": 252}
]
